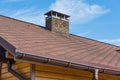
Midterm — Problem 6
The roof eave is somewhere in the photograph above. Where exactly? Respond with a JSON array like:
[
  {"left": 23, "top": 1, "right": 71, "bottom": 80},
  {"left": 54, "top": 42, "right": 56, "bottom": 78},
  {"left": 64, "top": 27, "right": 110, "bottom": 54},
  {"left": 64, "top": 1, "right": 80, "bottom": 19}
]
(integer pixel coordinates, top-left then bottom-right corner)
[{"left": 14, "top": 52, "right": 120, "bottom": 76}]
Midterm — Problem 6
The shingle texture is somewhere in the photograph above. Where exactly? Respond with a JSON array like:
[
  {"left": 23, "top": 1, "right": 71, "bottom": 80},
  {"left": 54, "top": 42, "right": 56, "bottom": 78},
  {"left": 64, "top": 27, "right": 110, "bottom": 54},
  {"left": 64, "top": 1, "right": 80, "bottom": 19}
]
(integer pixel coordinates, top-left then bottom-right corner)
[{"left": 0, "top": 15, "right": 120, "bottom": 71}]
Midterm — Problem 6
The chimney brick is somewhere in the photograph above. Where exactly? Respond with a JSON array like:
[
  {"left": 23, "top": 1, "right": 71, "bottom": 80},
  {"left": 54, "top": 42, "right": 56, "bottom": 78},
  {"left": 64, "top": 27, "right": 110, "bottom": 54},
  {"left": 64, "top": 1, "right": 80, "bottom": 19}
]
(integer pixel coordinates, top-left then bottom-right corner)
[{"left": 45, "top": 10, "right": 70, "bottom": 35}]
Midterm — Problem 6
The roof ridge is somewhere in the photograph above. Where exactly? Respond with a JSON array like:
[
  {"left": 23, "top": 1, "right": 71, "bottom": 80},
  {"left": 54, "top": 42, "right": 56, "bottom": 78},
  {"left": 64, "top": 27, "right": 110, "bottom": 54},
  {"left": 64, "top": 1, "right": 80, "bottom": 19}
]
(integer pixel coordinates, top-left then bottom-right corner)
[
  {"left": 70, "top": 34, "right": 119, "bottom": 48},
  {"left": 0, "top": 15, "right": 44, "bottom": 28}
]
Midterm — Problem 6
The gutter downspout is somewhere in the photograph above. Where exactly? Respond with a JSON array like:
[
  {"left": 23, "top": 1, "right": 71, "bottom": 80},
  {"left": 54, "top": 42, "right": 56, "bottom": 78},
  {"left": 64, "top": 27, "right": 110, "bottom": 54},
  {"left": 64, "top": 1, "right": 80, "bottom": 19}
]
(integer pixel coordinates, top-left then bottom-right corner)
[
  {"left": 7, "top": 60, "right": 27, "bottom": 80},
  {"left": 92, "top": 69, "right": 99, "bottom": 80}
]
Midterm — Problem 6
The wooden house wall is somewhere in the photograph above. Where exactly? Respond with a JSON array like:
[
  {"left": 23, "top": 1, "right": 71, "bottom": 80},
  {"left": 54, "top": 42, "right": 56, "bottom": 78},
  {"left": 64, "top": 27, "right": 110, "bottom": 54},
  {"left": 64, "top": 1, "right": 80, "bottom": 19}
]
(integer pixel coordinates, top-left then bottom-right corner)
[
  {"left": 1, "top": 62, "right": 30, "bottom": 80},
  {"left": 1, "top": 62, "right": 120, "bottom": 80},
  {"left": 34, "top": 64, "right": 120, "bottom": 80},
  {"left": 35, "top": 64, "right": 93, "bottom": 80}
]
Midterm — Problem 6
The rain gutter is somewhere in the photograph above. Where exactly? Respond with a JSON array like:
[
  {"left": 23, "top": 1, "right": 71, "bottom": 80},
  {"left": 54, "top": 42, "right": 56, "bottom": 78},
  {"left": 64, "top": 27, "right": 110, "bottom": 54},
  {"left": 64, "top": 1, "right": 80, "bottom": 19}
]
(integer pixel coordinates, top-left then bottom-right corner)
[{"left": 15, "top": 52, "right": 120, "bottom": 76}]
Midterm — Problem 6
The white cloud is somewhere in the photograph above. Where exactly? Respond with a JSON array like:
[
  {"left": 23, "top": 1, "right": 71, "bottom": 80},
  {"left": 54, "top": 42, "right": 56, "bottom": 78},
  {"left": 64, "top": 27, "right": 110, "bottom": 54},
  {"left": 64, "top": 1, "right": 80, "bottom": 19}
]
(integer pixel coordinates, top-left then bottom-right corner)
[
  {"left": 100, "top": 39, "right": 120, "bottom": 46},
  {"left": 76, "top": 31, "right": 91, "bottom": 36},
  {"left": 50, "top": 0, "right": 110, "bottom": 24},
  {"left": 5, "top": 8, "right": 45, "bottom": 26},
  {"left": 0, "top": 0, "right": 110, "bottom": 26}
]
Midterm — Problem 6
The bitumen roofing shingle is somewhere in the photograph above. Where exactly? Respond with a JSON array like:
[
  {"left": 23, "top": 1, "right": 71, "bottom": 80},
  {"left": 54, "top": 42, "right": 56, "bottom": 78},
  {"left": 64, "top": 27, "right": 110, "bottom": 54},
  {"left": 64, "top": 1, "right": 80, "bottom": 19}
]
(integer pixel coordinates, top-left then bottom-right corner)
[{"left": 0, "top": 15, "right": 120, "bottom": 71}]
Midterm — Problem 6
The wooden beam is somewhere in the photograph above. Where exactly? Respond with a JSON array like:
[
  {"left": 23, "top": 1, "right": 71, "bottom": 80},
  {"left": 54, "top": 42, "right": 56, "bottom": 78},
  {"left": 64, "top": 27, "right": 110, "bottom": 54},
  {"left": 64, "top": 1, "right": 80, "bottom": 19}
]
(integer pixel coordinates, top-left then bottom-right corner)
[
  {"left": 5, "top": 51, "right": 14, "bottom": 59},
  {"left": 30, "top": 64, "right": 35, "bottom": 80},
  {"left": 93, "top": 69, "right": 99, "bottom": 80},
  {"left": 0, "top": 63, "right": 2, "bottom": 80}
]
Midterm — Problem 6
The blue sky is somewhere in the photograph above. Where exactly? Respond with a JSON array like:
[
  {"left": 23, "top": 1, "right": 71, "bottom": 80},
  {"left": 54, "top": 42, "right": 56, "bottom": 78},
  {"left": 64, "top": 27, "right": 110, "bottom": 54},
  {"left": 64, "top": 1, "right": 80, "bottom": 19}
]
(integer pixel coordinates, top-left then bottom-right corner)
[{"left": 0, "top": 0, "right": 120, "bottom": 46}]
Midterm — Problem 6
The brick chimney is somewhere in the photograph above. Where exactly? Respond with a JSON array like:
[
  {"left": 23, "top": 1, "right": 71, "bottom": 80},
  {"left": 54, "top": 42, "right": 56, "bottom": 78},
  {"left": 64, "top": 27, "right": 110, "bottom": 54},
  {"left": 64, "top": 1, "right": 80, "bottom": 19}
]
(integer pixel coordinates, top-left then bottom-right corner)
[{"left": 44, "top": 10, "right": 70, "bottom": 34}]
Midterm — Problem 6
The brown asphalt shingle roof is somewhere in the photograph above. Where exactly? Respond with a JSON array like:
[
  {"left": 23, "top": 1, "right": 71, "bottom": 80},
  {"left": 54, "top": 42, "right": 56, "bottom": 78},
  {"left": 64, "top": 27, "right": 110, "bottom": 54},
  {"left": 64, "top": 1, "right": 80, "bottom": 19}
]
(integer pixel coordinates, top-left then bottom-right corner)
[{"left": 0, "top": 15, "right": 120, "bottom": 71}]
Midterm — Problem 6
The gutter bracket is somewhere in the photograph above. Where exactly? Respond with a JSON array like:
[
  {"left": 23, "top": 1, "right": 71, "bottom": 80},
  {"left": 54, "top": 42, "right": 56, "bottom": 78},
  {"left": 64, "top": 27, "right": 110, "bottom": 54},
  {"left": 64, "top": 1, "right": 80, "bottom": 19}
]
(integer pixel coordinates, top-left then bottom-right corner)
[{"left": 7, "top": 59, "right": 27, "bottom": 80}]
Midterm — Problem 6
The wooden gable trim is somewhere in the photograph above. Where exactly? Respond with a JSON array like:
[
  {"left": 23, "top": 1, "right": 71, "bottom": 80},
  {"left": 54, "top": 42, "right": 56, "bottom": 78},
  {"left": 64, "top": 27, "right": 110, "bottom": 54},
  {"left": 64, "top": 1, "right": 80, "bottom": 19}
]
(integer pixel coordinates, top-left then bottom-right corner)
[{"left": 0, "top": 37, "right": 16, "bottom": 55}]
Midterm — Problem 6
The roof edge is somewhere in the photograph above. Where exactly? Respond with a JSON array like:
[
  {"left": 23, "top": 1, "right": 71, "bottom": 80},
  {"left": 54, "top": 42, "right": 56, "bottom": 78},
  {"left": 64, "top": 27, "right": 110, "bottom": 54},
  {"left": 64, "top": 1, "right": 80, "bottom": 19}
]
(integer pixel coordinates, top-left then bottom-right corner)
[
  {"left": 0, "top": 37, "right": 16, "bottom": 55},
  {"left": 14, "top": 52, "right": 120, "bottom": 75},
  {"left": 0, "top": 15, "right": 44, "bottom": 28}
]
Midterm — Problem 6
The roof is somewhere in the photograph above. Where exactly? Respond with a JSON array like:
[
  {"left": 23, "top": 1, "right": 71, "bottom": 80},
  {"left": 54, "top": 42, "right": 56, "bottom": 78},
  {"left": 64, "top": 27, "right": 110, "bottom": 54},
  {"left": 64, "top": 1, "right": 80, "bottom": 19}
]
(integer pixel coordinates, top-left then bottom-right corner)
[{"left": 0, "top": 15, "right": 120, "bottom": 73}]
